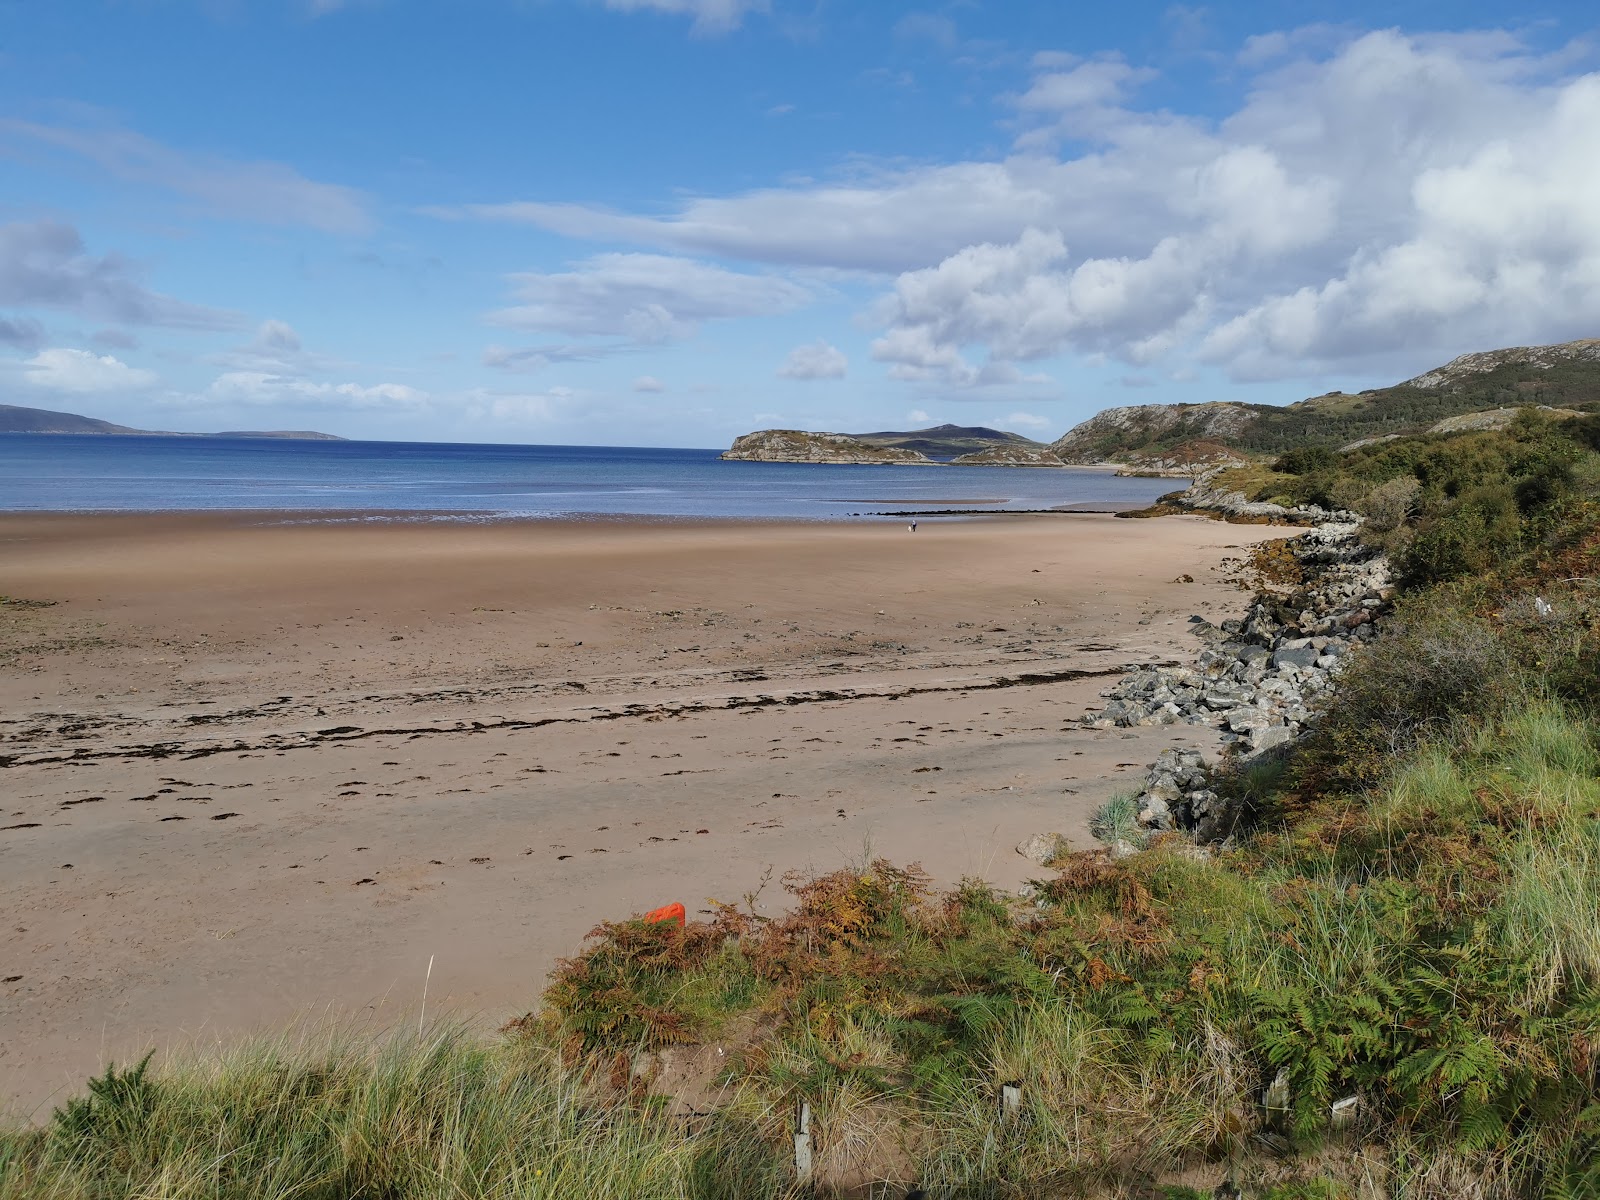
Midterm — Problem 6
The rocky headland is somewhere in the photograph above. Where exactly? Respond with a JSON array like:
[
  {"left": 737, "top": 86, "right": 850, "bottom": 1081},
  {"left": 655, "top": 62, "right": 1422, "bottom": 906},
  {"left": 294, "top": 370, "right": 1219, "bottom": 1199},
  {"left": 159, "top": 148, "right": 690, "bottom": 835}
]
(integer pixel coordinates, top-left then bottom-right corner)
[{"left": 719, "top": 429, "right": 934, "bottom": 464}]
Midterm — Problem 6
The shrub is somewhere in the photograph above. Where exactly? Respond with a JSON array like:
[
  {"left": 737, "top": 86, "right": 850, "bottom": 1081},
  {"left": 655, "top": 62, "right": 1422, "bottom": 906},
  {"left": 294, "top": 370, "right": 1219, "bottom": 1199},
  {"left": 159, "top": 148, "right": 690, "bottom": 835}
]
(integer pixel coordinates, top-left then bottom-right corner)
[{"left": 1301, "top": 598, "right": 1513, "bottom": 787}]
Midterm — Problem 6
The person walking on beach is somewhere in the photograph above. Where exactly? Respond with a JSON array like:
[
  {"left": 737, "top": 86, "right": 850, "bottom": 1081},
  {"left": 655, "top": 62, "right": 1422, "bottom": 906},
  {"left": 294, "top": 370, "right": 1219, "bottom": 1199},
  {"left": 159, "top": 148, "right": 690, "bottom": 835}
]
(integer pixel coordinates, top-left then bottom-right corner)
[{"left": 908, "top": 520, "right": 918, "bottom": 533}]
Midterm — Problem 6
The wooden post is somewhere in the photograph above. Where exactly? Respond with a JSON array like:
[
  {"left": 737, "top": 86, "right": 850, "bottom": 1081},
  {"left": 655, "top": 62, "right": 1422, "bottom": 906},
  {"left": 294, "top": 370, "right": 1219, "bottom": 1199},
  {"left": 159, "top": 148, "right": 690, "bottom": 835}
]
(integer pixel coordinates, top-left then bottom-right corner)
[
  {"left": 1000, "top": 1082, "right": 1022, "bottom": 1123},
  {"left": 793, "top": 1100, "right": 813, "bottom": 1186}
]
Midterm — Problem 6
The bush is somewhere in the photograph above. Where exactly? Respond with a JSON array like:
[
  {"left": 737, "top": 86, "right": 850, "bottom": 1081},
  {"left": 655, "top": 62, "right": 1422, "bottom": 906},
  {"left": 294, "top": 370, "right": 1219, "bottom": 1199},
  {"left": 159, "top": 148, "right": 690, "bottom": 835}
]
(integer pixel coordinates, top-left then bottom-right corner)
[
  {"left": 1300, "top": 598, "right": 1514, "bottom": 786},
  {"left": 1273, "top": 446, "right": 1339, "bottom": 475}
]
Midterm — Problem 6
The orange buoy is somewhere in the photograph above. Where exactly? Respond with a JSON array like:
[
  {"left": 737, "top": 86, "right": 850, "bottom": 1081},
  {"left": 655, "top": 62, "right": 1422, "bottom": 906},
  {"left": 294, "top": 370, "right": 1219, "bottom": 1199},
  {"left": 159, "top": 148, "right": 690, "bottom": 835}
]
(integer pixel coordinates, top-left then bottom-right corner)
[{"left": 644, "top": 901, "right": 687, "bottom": 928}]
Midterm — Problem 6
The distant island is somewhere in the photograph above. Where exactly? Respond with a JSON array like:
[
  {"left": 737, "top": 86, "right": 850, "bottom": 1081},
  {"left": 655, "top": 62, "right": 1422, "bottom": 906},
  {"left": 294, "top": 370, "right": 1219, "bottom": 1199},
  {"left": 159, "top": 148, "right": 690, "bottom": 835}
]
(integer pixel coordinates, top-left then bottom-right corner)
[
  {"left": 721, "top": 423, "right": 1062, "bottom": 466},
  {"left": 0, "top": 402, "right": 343, "bottom": 440}
]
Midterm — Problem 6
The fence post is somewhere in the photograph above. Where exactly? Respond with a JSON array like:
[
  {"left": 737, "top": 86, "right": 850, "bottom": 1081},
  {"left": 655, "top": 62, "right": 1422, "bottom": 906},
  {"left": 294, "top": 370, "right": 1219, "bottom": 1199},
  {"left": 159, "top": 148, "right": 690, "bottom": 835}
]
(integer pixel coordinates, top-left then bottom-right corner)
[
  {"left": 794, "top": 1099, "right": 813, "bottom": 1186},
  {"left": 1000, "top": 1082, "right": 1022, "bottom": 1123}
]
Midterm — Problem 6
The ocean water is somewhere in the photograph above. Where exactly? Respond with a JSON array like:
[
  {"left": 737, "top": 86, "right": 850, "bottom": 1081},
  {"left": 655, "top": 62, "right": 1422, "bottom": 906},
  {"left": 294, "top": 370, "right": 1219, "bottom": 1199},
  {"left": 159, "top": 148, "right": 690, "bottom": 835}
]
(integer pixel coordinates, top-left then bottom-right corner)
[{"left": 0, "top": 434, "right": 1180, "bottom": 519}]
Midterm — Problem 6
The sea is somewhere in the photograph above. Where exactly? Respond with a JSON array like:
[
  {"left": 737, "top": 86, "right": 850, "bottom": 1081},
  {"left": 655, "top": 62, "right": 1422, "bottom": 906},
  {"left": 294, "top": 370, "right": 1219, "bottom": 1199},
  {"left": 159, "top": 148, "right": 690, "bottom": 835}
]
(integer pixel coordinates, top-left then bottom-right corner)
[{"left": 0, "top": 434, "right": 1180, "bottom": 520}]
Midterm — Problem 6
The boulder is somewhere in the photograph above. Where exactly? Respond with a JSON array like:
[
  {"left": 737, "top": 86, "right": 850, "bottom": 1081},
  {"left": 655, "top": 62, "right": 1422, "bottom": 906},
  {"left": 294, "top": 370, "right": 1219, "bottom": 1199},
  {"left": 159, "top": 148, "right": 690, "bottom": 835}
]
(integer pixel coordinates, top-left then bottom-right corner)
[
  {"left": 1016, "top": 832, "right": 1069, "bottom": 866},
  {"left": 1272, "top": 645, "right": 1320, "bottom": 670}
]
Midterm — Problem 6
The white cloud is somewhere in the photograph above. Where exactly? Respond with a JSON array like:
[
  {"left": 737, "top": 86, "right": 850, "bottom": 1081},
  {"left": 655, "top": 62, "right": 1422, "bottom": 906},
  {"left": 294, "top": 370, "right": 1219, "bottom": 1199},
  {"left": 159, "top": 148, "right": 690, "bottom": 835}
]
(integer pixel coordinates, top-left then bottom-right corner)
[
  {"left": 0, "top": 220, "right": 240, "bottom": 329},
  {"left": 907, "top": 408, "right": 932, "bottom": 423},
  {"left": 490, "top": 253, "right": 809, "bottom": 344},
  {"left": 202, "top": 371, "right": 428, "bottom": 411},
  {"left": 0, "top": 120, "right": 371, "bottom": 235},
  {"left": 633, "top": 375, "right": 667, "bottom": 392},
  {"left": 999, "top": 411, "right": 1051, "bottom": 431},
  {"left": 459, "top": 386, "right": 580, "bottom": 426},
  {"left": 212, "top": 319, "right": 343, "bottom": 374},
  {"left": 602, "top": 0, "right": 767, "bottom": 35},
  {"left": 776, "top": 339, "right": 847, "bottom": 380},
  {"left": 1015, "top": 58, "right": 1155, "bottom": 112},
  {"left": 23, "top": 347, "right": 157, "bottom": 393},
  {"left": 445, "top": 28, "right": 1600, "bottom": 384}
]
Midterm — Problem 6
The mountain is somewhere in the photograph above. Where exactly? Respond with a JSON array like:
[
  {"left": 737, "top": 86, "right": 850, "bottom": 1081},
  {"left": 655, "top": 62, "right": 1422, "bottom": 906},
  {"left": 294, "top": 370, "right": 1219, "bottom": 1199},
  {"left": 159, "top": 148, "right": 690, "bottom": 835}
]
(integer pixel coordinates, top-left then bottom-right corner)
[
  {"left": 1051, "top": 337, "right": 1600, "bottom": 465},
  {"left": 0, "top": 403, "right": 343, "bottom": 440},
  {"left": 719, "top": 429, "right": 933, "bottom": 464},
  {"left": 852, "top": 423, "right": 1043, "bottom": 458}
]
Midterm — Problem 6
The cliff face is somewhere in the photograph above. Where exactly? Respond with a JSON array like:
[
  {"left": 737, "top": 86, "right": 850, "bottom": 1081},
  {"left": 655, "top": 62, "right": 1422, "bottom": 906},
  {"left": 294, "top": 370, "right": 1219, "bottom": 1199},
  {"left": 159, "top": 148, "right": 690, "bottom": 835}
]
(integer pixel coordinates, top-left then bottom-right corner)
[
  {"left": 948, "top": 445, "right": 1066, "bottom": 467},
  {"left": 720, "top": 429, "right": 934, "bottom": 464},
  {"left": 1050, "top": 403, "right": 1260, "bottom": 465}
]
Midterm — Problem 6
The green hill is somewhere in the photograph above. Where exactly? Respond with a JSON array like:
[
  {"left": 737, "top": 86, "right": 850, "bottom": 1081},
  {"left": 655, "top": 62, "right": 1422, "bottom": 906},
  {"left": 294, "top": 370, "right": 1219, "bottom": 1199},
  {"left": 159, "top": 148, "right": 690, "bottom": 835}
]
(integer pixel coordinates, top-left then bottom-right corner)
[
  {"left": 853, "top": 422, "right": 1043, "bottom": 457},
  {"left": 1051, "top": 337, "right": 1600, "bottom": 463}
]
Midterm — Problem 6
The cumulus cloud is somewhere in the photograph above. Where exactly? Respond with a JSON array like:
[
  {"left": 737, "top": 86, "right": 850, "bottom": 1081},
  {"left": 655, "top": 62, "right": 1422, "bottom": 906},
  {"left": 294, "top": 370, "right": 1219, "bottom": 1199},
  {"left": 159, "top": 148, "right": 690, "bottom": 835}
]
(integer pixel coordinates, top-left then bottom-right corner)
[
  {"left": 1015, "top": 57, "right": 1155, "bottom": 113},
  {"left": 448, "top": 28, "right": 1600, "bottom": 384},
  {"left": 203, "top": 371, "right": 428, "bottom": 411},
  {"left": 0, "top": 315, "right": 44, "bottom": 351},
  {"left": 777, "top": 339, "right": 847, "bottom": 380},
  {"left": 602, "top": 0, "right": 767, "bottom": 35},
  {"left": 0, "top": 220, "right": 240, "bottom": 329},
  {"left": 633, "top": 375, "right": 667, "bottom": 392},
  {"left": 0, "top": 120, "right": 372, "bottom": 235},
  {"left": 489, "top": 253, "right": 809, "bottom": 345},
  {"left": 23, "top": 347, "right": 157, "bottom": 393}
]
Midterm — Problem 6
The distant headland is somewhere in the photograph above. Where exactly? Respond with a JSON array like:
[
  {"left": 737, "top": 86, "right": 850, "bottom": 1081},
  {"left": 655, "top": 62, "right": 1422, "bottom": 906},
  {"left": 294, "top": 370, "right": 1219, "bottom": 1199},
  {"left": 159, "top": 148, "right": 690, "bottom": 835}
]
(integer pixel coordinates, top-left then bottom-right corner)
[
  {"left": 0, "top": 402, "right": 343, "bottom": 440},
  {"left": 720, "top": 423, "right": 1058, "bottom": 466}
]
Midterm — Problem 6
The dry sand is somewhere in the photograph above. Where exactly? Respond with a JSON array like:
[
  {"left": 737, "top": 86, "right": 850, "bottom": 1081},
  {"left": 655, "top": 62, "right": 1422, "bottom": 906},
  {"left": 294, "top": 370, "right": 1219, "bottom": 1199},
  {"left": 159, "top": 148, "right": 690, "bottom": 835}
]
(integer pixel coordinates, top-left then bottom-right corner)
[{"left": 0, "top": 511, "right": 1290, "bottom": 1117}]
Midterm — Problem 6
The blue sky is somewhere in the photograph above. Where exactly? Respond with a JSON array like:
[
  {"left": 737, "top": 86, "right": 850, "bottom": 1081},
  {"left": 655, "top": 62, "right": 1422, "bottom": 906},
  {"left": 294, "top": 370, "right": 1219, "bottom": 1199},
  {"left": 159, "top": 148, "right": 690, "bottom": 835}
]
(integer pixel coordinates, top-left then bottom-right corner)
[{"left": 1, "top": 1, "right": 1598, "bottom": 446}]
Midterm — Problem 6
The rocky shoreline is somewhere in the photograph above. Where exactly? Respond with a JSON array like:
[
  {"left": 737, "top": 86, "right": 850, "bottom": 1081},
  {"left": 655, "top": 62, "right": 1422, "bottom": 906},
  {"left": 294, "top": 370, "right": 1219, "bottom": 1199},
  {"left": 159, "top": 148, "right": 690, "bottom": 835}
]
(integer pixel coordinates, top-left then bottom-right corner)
[{"left": 1079, "top": 481, "right": 1393, "bottom": 844}]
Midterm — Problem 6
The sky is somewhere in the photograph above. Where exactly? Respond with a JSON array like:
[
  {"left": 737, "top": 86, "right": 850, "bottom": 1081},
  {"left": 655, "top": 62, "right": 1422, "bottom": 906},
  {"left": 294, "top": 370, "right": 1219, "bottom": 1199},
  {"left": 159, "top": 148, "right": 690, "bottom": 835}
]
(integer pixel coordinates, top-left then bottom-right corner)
[{"left": 1, "top": 1, "right": 1598, "bottom": 447}]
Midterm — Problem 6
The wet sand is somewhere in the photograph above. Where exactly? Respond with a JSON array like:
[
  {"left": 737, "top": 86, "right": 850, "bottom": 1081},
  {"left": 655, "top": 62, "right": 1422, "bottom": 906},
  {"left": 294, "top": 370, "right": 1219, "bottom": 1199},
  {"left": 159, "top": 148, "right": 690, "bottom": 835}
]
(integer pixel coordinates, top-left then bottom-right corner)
[{"left": 0, "top": 511, "right": 1289, "bottom": 1117}]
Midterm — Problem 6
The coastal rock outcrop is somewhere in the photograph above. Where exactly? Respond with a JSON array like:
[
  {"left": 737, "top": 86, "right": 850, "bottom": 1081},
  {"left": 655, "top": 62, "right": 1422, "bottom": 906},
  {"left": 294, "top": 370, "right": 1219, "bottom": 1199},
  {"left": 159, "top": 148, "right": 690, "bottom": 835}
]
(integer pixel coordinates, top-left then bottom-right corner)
[
  {"left": 720, "top": 430, "right": 934, "bottom": 465},
  {"left": 1050, "top": 402, "right": 1259, "bottom": 465},
  {"left": 1111, "top": 439, "right": 1248, "bottom": 478},
  {"left": 1084, "top": 490, "right": 1392, "bottom": 842}
]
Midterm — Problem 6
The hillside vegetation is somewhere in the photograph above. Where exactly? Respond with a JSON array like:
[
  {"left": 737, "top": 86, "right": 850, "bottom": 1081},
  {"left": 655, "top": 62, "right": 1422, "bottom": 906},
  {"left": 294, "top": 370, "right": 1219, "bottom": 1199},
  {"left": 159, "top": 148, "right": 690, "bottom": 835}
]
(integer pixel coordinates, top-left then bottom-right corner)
[
  {"left": 1052, "top": 338, "right": 1600, "bottom": 465},
  {"left": 854, "top": 424, "right": 1044, "bottom": 458},
  {"left": 10, "top": 411, "right": 1600, "bottom": 1197}
]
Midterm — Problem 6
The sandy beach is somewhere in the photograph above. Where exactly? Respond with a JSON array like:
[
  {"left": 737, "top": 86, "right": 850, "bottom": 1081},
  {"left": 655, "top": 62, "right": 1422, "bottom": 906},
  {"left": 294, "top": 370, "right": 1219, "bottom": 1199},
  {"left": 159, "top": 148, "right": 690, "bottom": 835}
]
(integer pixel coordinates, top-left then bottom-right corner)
[{"left": 0, "top": 512, "right": 1290, "bottom": 1117}]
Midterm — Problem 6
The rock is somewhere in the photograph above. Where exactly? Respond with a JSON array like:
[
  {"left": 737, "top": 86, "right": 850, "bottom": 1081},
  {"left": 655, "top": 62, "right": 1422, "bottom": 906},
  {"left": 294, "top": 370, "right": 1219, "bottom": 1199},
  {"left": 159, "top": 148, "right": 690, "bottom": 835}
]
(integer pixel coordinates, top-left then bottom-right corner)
[
  {"left": 1248, "top": 725, "right": 1295, "bottom": 755},
  {"left": 1271, "top": 646, "right": 1319, "bottom": 670},
  {"left": 1016, "top": 832, "right": 1069, "bottom": 865},
  {"left": 1143, "top": 774, "right": 1184, "bottom": 804},
  {"left": 1138, "top": 796, "right": 1174, "bottom": 830},
  {"left": 1227, "top": 708, "right": 1271, "bottom": 733}
]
